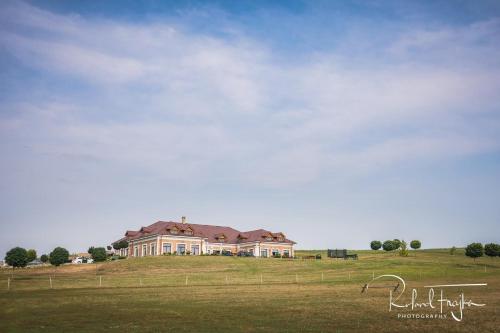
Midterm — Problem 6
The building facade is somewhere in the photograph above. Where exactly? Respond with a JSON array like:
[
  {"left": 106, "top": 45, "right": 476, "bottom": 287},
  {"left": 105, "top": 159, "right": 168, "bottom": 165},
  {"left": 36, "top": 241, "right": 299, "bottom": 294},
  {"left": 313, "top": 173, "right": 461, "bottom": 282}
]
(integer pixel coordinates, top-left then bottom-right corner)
[{"left": 114, "top": 217, "right": 296, "bottom": 258}]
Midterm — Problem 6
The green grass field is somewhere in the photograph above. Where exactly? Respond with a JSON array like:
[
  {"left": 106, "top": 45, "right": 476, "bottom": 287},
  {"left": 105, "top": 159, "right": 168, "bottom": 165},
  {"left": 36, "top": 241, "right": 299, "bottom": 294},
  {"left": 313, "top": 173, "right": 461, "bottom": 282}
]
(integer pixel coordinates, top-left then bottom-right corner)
[{"left": 1, "top": 249, "right": 499, "bottom": 332}]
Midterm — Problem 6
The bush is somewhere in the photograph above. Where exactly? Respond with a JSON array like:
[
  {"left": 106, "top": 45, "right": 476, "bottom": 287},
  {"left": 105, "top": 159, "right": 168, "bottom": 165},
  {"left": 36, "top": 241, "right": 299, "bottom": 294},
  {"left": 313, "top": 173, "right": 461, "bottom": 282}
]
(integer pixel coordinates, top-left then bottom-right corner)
[
  {"left": 382, "top": 240, "right": 396, "bottom": 251},
  {"left": 399, "top": 240, "right": 409, "bottom": 257},
  {"left": 87, "top": 247, "right": 95, "bottom": 256},
  {"left": 392, "top": 239, "right": 401, "bottom": 250},
  {"left": 410, "top": 240, "right": 421, "bottom": 250},
  {"left": 449, "top": 246, "right": 457, "bottom": 255},
  {"left": 27, "top": 249, "right": 37, "bottom": 262},
  {"left": 91, "top": 247, "right": 107, "bottom": 262},
  {"left": 282, "top": 252, "right": 290, "bottom": 258},
  {"left": 5, "top": 247, "right": 29, "bottom": 268},
  {"left": 465, "top": 243, "right": 483, "bottom": 261},
  {"left": 370, "top": 241, "right": 382, "bottom": 250},
  {"left": 40, "top": 254, "right": 49, "bottom": 263},
  {"left": 484, "top": 243, "right": 500, "bottom": 257},
  {"left": 315, "top": 254, "right": 321, "bottom": 260},
  {"left": 49, "top": 247, "right": 69, "bottom": 266}
]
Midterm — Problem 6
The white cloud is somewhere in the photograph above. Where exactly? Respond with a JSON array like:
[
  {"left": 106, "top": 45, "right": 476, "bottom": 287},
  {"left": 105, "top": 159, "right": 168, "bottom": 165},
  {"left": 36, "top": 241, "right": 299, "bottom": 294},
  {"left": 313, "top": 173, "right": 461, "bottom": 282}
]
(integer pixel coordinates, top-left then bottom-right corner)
[{"left": 1, "top": 1, "right": 500, "bottom": 189}]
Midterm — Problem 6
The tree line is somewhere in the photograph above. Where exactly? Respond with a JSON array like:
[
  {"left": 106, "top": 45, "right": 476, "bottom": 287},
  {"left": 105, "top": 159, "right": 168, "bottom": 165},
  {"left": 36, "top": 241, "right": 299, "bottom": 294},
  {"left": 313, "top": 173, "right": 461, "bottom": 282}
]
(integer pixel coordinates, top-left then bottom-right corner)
[{"left": 3, "top": 241, "right": 129, "bottom": 268}]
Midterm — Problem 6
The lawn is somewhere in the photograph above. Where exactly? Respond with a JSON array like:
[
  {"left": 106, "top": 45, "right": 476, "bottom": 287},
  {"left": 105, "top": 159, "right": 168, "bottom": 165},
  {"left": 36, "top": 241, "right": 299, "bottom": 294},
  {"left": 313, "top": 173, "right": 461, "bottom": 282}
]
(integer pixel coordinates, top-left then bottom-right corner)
[{"left": 0, "top": 249, "right": 499, "bottom": 332}]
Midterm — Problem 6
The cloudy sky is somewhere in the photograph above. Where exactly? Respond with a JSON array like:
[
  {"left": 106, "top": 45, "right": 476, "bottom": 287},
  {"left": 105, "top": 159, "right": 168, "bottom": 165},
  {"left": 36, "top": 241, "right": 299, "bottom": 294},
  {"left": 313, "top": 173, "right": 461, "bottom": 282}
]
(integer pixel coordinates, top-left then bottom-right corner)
[{"left": 1, "top": 0, "right": 500, "bottom": 256}]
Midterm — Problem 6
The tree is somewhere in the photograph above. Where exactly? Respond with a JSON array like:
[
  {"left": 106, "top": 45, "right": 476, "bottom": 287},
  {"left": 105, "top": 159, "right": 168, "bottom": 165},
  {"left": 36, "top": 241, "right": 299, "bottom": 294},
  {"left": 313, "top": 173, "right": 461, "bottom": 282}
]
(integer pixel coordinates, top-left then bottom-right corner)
[
  {"left": 91, "top": 247, "right": 107, "bottom": 262},
  {"left": 399, "top": 240, "right": 409, "bottom": 257},
  {"left": 484, "top": 243, "right": 500, "bottom": 258},
  {"left": 112, "top": 242, "right": 120, "bottom": 251},
  {"left": 27, "top": 249, "right": 37, "bottom": 262},
  {"left": 410, "top": 240, "right": 421, "bottom": 250},
  {"left": 382, "top": 240, "right": 396, "bottom": 251},
  {"left": 370, "top": 240, "right": 382, "bottom": 250},
  {"left": 40, "top": 254, "right": 49, "bottom": 263},
  {"left": 87, "top": 246, "right": 95, "bottom": 256},
  {"left": 5, "top": 247, "right": 29, "bottom": 268},
  {"left": 118, "top": 240, "right": 129, "bottom": 249},
  {"left": 392, "top": 239, "right": 402, "bottom": 250},
  {"left": 465, "top": 243, "right": 483, "bottom": 261},
  {"left": 49, "top": 247, "right": 69, "bottom": 266},
  {"left": 107, "top": 245, "right": 112, "bottom": 251}
]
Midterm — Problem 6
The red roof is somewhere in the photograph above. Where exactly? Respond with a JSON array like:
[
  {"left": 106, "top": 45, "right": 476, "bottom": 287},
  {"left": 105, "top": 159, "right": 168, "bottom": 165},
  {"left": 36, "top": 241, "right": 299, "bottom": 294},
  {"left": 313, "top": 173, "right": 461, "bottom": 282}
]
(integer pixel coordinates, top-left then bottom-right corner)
[{"left": 117, "top": 220, "right": 295, "bottom": 244}]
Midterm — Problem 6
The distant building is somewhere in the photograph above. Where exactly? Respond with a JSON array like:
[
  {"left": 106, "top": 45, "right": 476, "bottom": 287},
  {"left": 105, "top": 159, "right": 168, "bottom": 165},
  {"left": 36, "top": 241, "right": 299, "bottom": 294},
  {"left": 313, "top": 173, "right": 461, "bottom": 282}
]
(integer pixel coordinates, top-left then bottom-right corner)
[{"left": 113, "top": 217, "right": 296, "bottom": 257}]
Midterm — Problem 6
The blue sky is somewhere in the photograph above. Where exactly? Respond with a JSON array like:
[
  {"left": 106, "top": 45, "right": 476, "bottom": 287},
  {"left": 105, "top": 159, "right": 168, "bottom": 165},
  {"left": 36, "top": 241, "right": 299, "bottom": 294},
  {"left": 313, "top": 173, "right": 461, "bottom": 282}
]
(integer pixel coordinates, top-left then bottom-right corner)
[{"left": 1, "top": 0, "right": 500, "bottom": 256}]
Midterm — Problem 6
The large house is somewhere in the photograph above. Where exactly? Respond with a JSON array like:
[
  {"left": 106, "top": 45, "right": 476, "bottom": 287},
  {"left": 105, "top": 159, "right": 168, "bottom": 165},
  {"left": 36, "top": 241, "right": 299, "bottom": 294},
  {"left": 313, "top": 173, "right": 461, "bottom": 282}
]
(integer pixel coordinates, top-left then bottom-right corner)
[{"left": 113, "top": 217, "right": 296, "bottom": 258}]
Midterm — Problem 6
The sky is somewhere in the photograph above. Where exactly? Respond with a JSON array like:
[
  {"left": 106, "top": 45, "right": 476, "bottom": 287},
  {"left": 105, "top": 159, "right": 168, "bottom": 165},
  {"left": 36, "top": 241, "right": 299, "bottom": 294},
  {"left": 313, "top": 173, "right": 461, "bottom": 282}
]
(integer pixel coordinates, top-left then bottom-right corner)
[{"left": 1, "top": 0, "right": 500, "bottom": 257}]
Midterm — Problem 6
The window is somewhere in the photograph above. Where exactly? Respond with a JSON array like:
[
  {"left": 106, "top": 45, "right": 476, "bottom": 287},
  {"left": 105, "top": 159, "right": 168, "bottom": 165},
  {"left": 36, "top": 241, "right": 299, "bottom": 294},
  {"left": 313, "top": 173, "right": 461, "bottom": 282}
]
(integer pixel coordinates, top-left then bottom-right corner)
[
  {"left": 184, "top": 229, "right": 193, "bottom": 235},
  {"left": 265, "top": 237, "right": 273, "bottom": 241},
  {"left": 163, "top": 243, "right": 172, "bottom": 254},
  {"left": 283, "top": 249, "right": 289, "bottom": 256},
  {"left": 272, "top": 249, "right": 280, "bottom": 256},
  {"left": 142, "top": 244, "right": 147, "bottom": 256},
  {"left": 170, "top": 229, "right": 178, "bottom": 234},
  {"left": 134, "top": 246, "right": 138, "bottom": 257},
  {"left": 261, "top": 249, "right": 268, "bottom": 258},
  {"left": 191, "top": 245, "right": 200, "bottom": 255},
  {"left": 150, "top": 244, "right": 156, "bottom": 256},
  {"left": 177, "top": 244, "right": 186, "bottom": 254},
  {"left": 249, "top": 248, "right": 254, "bottom": 254},
  {"left": 277, "top": 237, "right": 284, "bottom": 242}
]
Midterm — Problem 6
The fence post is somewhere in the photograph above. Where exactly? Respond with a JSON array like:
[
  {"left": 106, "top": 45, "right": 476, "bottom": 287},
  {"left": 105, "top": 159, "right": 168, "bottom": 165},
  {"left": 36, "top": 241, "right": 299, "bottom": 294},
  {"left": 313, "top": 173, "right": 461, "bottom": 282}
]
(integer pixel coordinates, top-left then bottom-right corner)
[
  {"left": 7, "top": 277, "right": 10, "bottom": 291},
  {"left": 49, "top": 276, "right": 53, "bottom": 289},
  {"left": 99, "top": 275, "right": 102, "bottom": 287}
]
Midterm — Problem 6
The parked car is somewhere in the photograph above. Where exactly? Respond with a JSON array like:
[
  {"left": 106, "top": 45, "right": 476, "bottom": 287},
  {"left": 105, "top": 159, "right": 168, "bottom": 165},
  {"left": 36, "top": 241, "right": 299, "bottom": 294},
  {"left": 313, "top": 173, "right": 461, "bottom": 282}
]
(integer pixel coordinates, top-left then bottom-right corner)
[{"left": 72, "top": 257, "right": 94, "bottom": 264}]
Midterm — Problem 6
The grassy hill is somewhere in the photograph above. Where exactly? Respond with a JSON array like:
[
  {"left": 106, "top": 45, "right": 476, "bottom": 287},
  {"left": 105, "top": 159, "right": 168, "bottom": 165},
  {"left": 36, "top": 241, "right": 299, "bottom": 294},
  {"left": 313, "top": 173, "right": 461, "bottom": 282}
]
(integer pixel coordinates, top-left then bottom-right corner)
[{"left": 1, "top": 249, "right": 498, "bottom": 332}]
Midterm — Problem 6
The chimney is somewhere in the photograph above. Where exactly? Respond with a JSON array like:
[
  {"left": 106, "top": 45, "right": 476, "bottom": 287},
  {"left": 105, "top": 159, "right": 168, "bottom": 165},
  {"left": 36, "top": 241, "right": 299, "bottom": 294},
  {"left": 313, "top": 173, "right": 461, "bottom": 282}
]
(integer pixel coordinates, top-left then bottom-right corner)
[{"left": 181, "top": 216, "right": 186, "bottom": 224}]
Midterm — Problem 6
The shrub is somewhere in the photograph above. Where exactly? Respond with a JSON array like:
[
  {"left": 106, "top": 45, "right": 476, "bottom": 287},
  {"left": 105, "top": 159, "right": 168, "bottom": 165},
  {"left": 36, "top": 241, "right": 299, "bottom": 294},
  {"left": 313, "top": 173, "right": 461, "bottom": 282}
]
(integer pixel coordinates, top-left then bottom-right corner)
[
  {"left": 465, "top": 243, "right": 483, "bottom": 261},
  {"left": 382, "top": 240, "right": 396, "bottom": 251},
  {"left": 91, "top": 247, "right": 107, "bottom": 262},
  {"left": 40, "top": 254, "right": 49, "bottom": 263},
  {"left": 5, "top": 247, "right": 29, "bottom": 268},
  {"left": 315, "top": 254, "right": 321, "bottom": 260},
  {"left": 410, "top": 240, "right": 421, "bottom": 250},
  {"left": 49, "top": 247, "right": 69, "bottom": 266},
  {"left": 370, "top": 241, "right": 382, "bottom": 250},
  {"left": 399, "top": 240, "right": 409, "bottom": 257},
  {"left": 87, "top": 247, "right": 95, "bottom": 256},
  {"left": 27, "top": 249, "right": 37, "bottom": 262},
  {"left": 282, "top": 252, "right": 290, "bottom": 258},
  {"left": 449, "top": 246, "right": 457, "bottom": 255},
  {"left": 484, "top": 243, "right": 500, "bottom": 257},
  {"left": 392, "top": 239, "right": 401, "bottom": 250}
]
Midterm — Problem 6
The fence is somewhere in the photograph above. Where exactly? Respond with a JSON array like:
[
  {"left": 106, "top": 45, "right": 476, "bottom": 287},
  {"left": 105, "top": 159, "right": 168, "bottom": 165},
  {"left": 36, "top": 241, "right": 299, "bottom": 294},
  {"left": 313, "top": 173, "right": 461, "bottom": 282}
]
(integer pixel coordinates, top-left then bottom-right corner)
[{"left": 1, "top": 265, "right": 495, "bottom": 292}]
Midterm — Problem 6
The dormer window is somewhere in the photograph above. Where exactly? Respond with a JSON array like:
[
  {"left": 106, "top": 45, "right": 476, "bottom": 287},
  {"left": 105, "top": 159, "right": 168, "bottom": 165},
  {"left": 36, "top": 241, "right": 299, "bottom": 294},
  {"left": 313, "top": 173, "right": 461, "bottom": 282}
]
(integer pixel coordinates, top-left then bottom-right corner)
[
  {"left": 265, "top": 236, "right": 273, "bottom": 241},
  {"left": 170, "top": 228, "right": 178, "bottom": 235},
  {"left": 277, "top": 237, "right": 284, "bottom": 241},
  {"left": 184, "top": 229, "right": 193, "bottom": 236}
]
